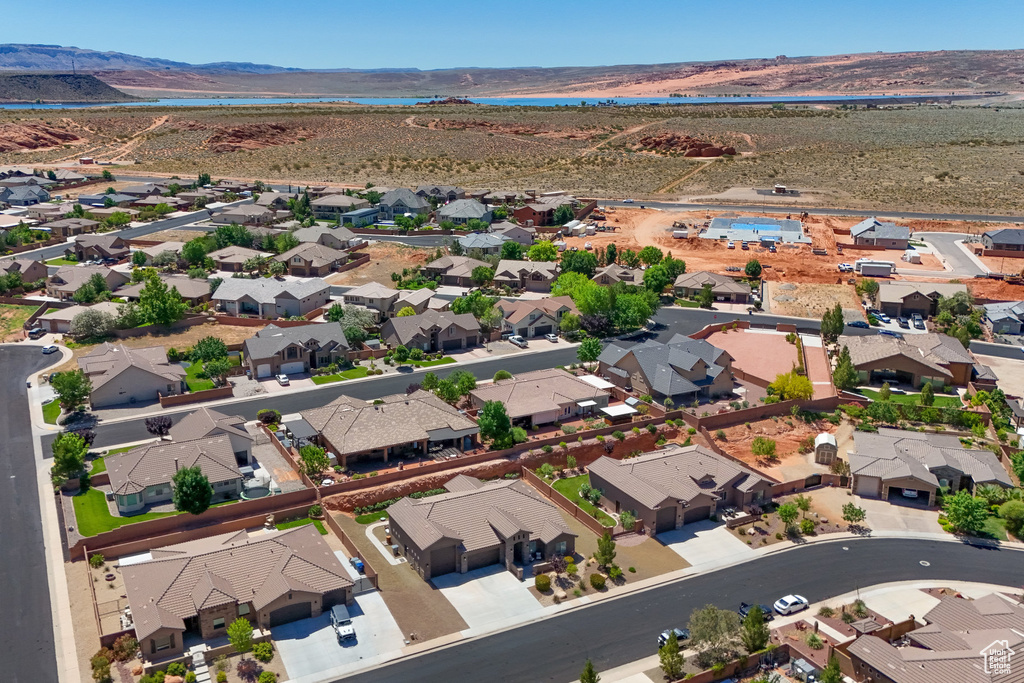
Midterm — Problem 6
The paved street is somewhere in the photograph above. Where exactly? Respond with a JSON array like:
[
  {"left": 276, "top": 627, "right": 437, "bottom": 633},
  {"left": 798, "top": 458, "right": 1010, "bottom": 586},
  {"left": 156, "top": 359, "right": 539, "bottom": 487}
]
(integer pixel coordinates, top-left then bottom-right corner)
[
  {"left": 913, "top": 232, "right": 986, "bottom": 277},
  {"left": 0, "top": 345, "right": 60, "bottom": 683},
  {"left": 336, "top": 538, "right": 1024, "bottom": 683}
]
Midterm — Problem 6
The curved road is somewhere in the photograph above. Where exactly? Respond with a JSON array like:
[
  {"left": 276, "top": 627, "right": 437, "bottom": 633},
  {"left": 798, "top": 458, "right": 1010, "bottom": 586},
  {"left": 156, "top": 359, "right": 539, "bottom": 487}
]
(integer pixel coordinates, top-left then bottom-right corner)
[{"left": 338, "top": 538, "right": 1023, "bottom": 683}]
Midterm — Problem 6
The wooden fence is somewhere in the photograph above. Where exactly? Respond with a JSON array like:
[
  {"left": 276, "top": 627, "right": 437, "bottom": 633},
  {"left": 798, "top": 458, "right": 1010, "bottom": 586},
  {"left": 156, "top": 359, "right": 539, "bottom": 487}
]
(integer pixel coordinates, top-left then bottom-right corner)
[{"left": 521, "top": 468, "right": 615, "bottom": 536}]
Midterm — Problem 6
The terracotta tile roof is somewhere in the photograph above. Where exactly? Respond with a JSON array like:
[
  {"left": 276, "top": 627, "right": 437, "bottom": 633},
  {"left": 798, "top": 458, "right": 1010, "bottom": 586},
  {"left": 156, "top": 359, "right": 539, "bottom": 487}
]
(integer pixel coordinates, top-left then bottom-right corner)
[
  {"left": 274, "top": 242, "right": 348, "bottom": 268},
  {"left": 123, "top": 525, "right": 352, "bottom": 640},
  {"left": 106, "top": 436, "right": 241, "bottom": 496},
  {"left": 78, "top": 342, "right": 185, "bottom": 391},
  {"left": 496, "top": 296, "right": 577, "bottom": 326},
  {"left": 469, "top": 368, "right": 607, "bottom": 420}
]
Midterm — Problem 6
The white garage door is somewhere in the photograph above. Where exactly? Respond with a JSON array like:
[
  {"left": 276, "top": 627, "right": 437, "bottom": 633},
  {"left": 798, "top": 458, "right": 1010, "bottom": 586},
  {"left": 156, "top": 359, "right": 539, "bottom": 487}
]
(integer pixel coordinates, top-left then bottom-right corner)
[
  {"left": 279, "top": 361, "right": 305, "bottom": 375},
  {"left": 256, "top": 364, "right": 272, "bottom": 379}
]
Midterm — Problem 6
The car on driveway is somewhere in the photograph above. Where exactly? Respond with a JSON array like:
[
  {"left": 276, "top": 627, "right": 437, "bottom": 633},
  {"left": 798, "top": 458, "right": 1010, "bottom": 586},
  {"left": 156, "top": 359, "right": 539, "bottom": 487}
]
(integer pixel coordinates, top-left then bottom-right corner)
[
  {"left": 912, "top": 314, "right": 926, "bottom": 330},
  {"left": 41, "top": 345, "right": 58, "bottom": 354},
  {"left": 330, "top": 604, "right": 356, "bottom": 643},
  {"left": 544, "top": 333, "right": 558, "bottom": 343},
  {"left": 876, "top": 313, "right": 891, "bottom": 323},
  {"left": 738, "top": 603, "right": 775, "bottom": 621},
  {"left": 773, "top": 594, "right": 809, "bottom": 615},
  {"left": 276, "top": 374, "right": 290, "bottom": 386},
  {"left": 878, "top": 330, "right": 903, "bottom": 339},
  {"left": 509, "top": 335, "right": 528, "bottom": 348},
  {"left": 28, "top": 327, "right": 45, "bottom": 340},
  {"left": 846, "top": 321, "right": 870, "bottom": 329},
  {"left": 897, "top": 316, "right": 910, "bottom": 328},
  {"left": 658, "top": 628, "right": 690, "bottom": 648}
]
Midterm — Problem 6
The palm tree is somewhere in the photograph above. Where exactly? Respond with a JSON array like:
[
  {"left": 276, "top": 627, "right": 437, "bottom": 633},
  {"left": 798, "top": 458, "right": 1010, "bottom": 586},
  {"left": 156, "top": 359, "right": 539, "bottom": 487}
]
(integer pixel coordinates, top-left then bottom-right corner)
[{"left": 976, "top": 484, "right": 1008, "bottom": 506}]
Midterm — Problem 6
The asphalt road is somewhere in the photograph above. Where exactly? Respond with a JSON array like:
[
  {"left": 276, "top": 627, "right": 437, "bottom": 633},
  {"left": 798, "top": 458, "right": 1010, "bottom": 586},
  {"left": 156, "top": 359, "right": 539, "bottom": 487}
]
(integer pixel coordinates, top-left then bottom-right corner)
[
  {"left": 0, "top": 345, "right": 60, "bottom": 683},
  {"left": 338, "top": 538, "right": 1024, "bottom": 683},
  {"left": 912, "top": 232, "right": 985, "bottom": 277}
]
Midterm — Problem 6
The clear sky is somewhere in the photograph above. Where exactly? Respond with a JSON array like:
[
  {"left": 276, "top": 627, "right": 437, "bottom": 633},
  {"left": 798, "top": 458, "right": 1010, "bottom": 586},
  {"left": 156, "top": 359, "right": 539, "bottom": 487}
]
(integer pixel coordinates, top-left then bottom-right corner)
[{"left": 14, "top": 0, "right": 1024, "bottom": 70}]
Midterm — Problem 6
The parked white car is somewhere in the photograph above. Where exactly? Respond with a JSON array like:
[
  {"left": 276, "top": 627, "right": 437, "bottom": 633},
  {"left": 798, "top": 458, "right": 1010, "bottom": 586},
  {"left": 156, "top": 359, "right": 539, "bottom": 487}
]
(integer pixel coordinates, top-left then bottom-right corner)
[
  {"left": 544, "top": 333, "right": 559, "bottom": 343},
  {"left": 838, "top": 263, "right": 854, "bottom": 272},
  {"left": 508, "top": 335, "right": 528, "bottom": 348},
  {"left": 773, "top": 594, "right": 809, "bottom": 615},
  {"left": 276, "top": 374, "right": 290, "bottom": 386},
  {"left": 42, "top": 345, "right": 59, "bottom": 354}
]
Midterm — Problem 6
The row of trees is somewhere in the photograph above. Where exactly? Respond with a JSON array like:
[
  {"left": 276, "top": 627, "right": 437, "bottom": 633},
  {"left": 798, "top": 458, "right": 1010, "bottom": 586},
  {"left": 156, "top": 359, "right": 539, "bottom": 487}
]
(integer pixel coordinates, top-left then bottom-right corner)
[
  {"left": 69, "top": 271, "right": 189, "bottom": 338},
  {"left": 551, "top": 272, "right": 661, "bottom": 335}
]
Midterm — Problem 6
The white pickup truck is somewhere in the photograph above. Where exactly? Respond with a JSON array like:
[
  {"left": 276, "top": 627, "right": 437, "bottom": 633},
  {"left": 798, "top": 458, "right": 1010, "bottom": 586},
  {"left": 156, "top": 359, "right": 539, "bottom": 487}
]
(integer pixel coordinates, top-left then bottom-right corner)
[{"left": 330, "top": 604, "right": 356, "bottom": 643}]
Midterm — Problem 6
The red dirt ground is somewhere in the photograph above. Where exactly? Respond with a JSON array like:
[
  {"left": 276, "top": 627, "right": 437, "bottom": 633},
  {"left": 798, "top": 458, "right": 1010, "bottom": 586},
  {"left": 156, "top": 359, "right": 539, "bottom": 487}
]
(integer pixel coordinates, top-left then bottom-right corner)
[{"left": 705, "top": 328, "right": 800, "bottom": 385}]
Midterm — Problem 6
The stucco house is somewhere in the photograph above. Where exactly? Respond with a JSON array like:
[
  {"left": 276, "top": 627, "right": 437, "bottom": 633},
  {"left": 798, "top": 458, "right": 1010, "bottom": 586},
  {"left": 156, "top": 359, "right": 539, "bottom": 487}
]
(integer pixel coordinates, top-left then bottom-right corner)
[
  {"left": 47, "top": 217, "right": 100, "bottom": 238},
  {"left": 388, "top": 475, "right": 576, "bottom": 581},
  {"left": 274, "top": 242, "right": 348, "bottom": 277},
  {"left": 422, "top": 255, "right": 491, "bottom": 287},
  {"left": 495, "top": 296, "right": 578, "bottom": 338},
  {"left": 37, "top": 301, "right": 121, "bottom": 334},
  {"left": 437, "top": 199, "right": 493, "bottom": 226},
  {"left": 468, "top": 368, "right": 609, "bottom": 427},
  {"left": 341, "top": 281, "right": 445, "bottom": 320},
  {"left": 310, "top": 194, "right": 369, "bottom": 221},
  {"left": 597, "top": 334, "right": 734, "bottom": 404},
  {"left": 206, "top": 246, "right": 272, "bottom": 273},
  {"left": 291, "top": 224, "right": 358, "bottom": 250},
  {"left": 117, "top": 275, "right": 212, "bottom": 306},
  {"left": 493, "top": 259, "right": 559, "bottom": 292},
  {"left": 46, "top": 265, "right": 129, "bottom": 301},
  {"left": 376, "top": 188, "right": 429, "bottom": 221},
  {"left": 489, "top": 221, "right": 536, "bottom": 246},
  {"left": 168, "top": 407, "right": 253, "bottom": 464},
  {"left": 592, "top": 265, "right": 643, "bottom": 286},
  {"left": 457, "top": 232, "right": 508, "bottom": 255},
  {"left": 850, "top": 218, "right": 911, "bottom": 249},
  {"left": 379, "top": 309, "right": 480, "bottom": 351},
  {"left": 415, "top": 185, "right": 465, "bottom": 202},
  {"left": 339, "top": 207, "right": 378, "bottom": 227},
  {"left": 67, "top": 234, "right": 130, "bottom": 261},
  {"left": 673, "top": 271, "right": 750, "bottom": 303},
  {"left": 211, "top": 278, "right": 330, "bottom": 319},
  {"left": 877, "top": 282, "right": 967, "bottom": 318},
  {"left": 79, "top": 343, "right": 186, "bottom": 408},
  {"left": 242, "top": 322, "right": 351, "bottom": 379},
  {"left": 982, "top": 228, "right": 1024, "bottom": 252},
  {"left": 838, "top": 332, "right": 986, "bottom": 388},
  {"left": 0, "top": 258, "right": 47, "bottom": 284}
]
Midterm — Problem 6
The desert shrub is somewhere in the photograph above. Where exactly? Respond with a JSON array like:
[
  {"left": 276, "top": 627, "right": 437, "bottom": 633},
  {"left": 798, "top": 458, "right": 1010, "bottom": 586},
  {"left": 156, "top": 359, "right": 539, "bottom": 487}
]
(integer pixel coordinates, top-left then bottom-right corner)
[
  {"left": 567, "top": 563, "right": 578, "bottom": 575},
  {"left": 542, "top": 444, "right": 553, "bottom": 453},
  {"left": 217, "top": 674, "right": 227, "bottom": 683},
  {"left": 646, "top": 423, "right": 657, "bottom": 434},
  {"left": 608, "top": 565, "right": 623, "bottom": 580},
  {"left": 257, "top": 409, "right": 281, "bottom": 425},
  {"left": 800, "top": 518, "right": 815, "bottom": 535},
  {"left": 817, "top": 606, "right": 836, "bottom": 618},
  {"left": 806, "top": 633, "right": 824, "bottom": 650},
  {"left": 307, "top": 504, "right": 322, "bottom": 518},
  {"left": 89, "top": 553, "right": 105, "bottom": 569},
  {"left": 167, "top": 663, "right": 187, "bottom": 676},
  {"left": 687, "top": 427, "right": 696, "bottom": 435},
  {"left": 612, "top": 430, "right": 626, "bottom": 441},
  {"left": 775, "top": 532, "right": 783, "bottom": 540},
  {"left": 535, "top": 574, "right": 551, "bottom": 592},
  {"left": 751, "top": 437, "right": 777, "bottom": 457},
  {"left": 841, "top": 611, "right": 856, "bottom": 624},
  {"left": 186, "top": 674, "right": 197, "bottom": 683},
  {"left": 258, "top": 672, "right": 277, "bottom": 683},
  {"left": 252, "top": 641, "right": 274, "bottom": 663},
  {"left": 589, "top": 573, "right": 606, "bottom": 590},
  {"left": 111, "top": 634, "right": 138, "bottom": 662}
]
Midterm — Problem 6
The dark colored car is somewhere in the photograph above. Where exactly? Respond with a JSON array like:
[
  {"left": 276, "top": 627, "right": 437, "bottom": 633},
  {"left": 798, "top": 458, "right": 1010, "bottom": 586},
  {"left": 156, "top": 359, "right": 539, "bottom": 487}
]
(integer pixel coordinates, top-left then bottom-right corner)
[
  {"left": 846, "top": 320, "right": 870, "bottom": 329},
  {"left": 878, "top": 330, "right": 903, "bottom": 339},
  {"left": 897, "top": 317, "right": 910, "bottom": 328},
  {"left": 739, "top": 603, "right": 775, "bottom": 621}
]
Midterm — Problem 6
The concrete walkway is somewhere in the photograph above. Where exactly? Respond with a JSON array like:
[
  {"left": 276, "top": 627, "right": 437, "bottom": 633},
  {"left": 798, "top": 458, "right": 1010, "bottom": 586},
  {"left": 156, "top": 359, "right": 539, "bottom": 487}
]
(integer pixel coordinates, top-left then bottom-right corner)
[{"left": 365, "top": 522, "right": 405, "bottom": 566}]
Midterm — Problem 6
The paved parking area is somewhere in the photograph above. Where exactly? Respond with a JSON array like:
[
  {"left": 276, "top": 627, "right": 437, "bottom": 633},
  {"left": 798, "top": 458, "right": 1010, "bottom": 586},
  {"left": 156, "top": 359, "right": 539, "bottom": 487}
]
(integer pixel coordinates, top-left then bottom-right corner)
[
  {"left": 858, "top": 496, "right": 942, "bottom": 534},
  {"left": 432, "top": 565, "right": 545, "bottom": 635},
  {"left": 658, "top": 519, "right": 757, "bottom": 570}
]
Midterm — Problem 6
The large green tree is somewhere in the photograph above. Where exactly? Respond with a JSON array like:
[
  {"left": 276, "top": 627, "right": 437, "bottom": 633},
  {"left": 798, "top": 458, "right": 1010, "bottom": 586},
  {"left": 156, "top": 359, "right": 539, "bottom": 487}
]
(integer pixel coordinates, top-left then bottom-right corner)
[
  {"left": 658, "top": 632, "right": 683, "bottom": 680},
  {"left": 769, "top": 371, "right": 814, "bottom": 400},
  {"left": 687, "top": 604, "right": 740, "bottom": 668},
  {"left": 943, "top": 490, "right": 988, "bottom": 534},
  {"left": 227, "top": 617, "right": 253, "bottom": 657},
  {"left": 51, "top": 370, "right": 92, "bottom": 411},
  {"left": 499, "top": 240, "right": 523, "bottom": 260},
  {"left": 740, "top": 605, "right": 770, "bottom": 653},
  {"left": 642, "top": 264, "right": 670, "bottom": 293},
  {"left": 51, "top": 432, "right": 88, "bottom": 486},
  {"left": 637, "top": 246, "right": 663, "bottom": 266},
  {"left": 171, "top": 466, "right": 213, "bottom": 515},
  {"left": 696, "top": 283, "right": 715, "bottom": 309},
  {"left": 139, "top": 274, "right": 187, "bottom": 326},
  {"left": 298, "top": 444, "right": 330, "bottom": 479},
  {"left": 832, "top": 345, "right": 860, "bottom": 391},
  {"left": 190, "top": 336, "right": 228, "bottom": 363},
  {"left": 560, "top": 249, "right": 598, "bottom": 278},
  {"left": 478, "top": 401, "right": 514, "bottom": 449},
  {"left": 577, "top": 337, "right": 602, "bottom": 364},
  {"left": 745, "top": 259, "right": 762, "bottom": 279},
  {"left": 527, "top": 240, "right": 558, "bottom": 262}
]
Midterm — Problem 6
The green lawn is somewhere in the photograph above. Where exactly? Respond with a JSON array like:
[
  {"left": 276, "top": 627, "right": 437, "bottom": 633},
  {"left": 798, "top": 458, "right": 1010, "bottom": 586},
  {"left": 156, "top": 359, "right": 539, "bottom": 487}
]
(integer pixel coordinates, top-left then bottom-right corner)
[
  {"left": 72, "top": 488, "right": 178, "bottom": 537},
  {"left": 276, "top": 518, "right": 328, "bottom": 535},
  {"left": 45, "top": 258, "right": 78, "bottom": 266},
  {"left": 978, "top": 515, "right": 1009, "bottom": 541},
  {"left": 311, "top": 366, "right": 372, "bottom": 385},
  {"left": 550, "top": 474, "right": 616, "bottom": 528},
  {"left": 356, "top": 510, "right": 389, "bottom": 524},
  {"left": 183, "top": 361, "right": 215, "bottom": 392},
  {"left": 858, "top": 388, "right": 961, "bottom": 407},
  {"left": 404, "top": 357, "right": 456, "bottom": 368},
  {"left": 42, "top": 400, "right": 61, "bottom": 425},
  {"left": 674, "top": 299, "right": 700, "bottom": 308},
  {"left": 88, "top": 457, "right": 106, "bottom": 474},
  {"left": 105, "top": 445, "right": 140, "bottom": 456}
]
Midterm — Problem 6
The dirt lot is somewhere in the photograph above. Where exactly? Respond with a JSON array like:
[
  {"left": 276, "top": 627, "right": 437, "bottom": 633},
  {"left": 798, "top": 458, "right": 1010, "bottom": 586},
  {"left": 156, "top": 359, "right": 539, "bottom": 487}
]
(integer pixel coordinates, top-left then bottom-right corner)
[
  {"left": 977, "top": 254, "right": 1024, "bottom": 276},
  {"left": 966, "top": 278, "right": 1024, "bottom": 301},
  {"left": 142, "top": 228, "right": 208, "bottom": 243},
  {"left": 727, "top": 490, "right": 847, "bottom": 549},
  {"left": 53, "top": 322, "right": 259, "bottom": 373},
  {"left": 326, "top": 242, "right": 435, "bottom": 286},
  {"left": 715, "top": 416, "right": 840, "bottom": 480},
  {"left": 765, "top": 282, "right": 861, "bottom": 319},
  {"left": 0, "top": 303, "right": 34, "bottom": 341}
]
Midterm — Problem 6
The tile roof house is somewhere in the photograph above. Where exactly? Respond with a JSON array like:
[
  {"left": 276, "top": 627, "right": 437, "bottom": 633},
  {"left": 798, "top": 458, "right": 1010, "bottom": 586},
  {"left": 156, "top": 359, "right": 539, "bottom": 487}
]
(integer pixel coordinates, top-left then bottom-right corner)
[
  {"left": 469, "top": 368, "right": 610, "bottom": 427},
  {"left": 117, "top": 275, "right": 212, "bottom": 305},
  {"left": 339, "top": 206, "right": 378, "bottom": 227},
  {"left": 437, "top": 199, "right": 493, "bottom": 226},
  {"left": 592, "top": 264, "right": 643, "bottom": 286},
  {"left": 300, "top": 391, "right": 479, "bottom": 468},
  {"left": 0, "top": 184, "right": 50, "bottom": 206},
  {"left": 106, "top": 436, "right": 243, "bottom": 514},
  {"left": 415, "top": 185, "right": 465, "bottom": 202},
  {"left": 838, "top": 332, "right": 984, "bottom": 388},
  {"left": 0, "top": 258, "right": 47, "bottom": 284},
  {"left": 850, "top": 217, "right": 911, "bottom": 249},
  {"left": 984, "top": 301, "right": 1024, "bottom": 335},
  {"left": 597, "top": 334, "right": 734, "bottom": 403},
  {"left": 168, "top": 407, "right": 253, "bottom": 463},
  {"left": 377, "top": 188, "right": 429, "bottom": 221},
  {"left": 877, "top": 282, "right": 968, "bottom": 318},
  {"left": 209, "top": 204, "right": 275, "bottom": 226},
  {"left": 848, "top": 427, "right": 1013, "bottom": 505},
  {"left": 78, "top": 343, "right": 186, "bottom": 408},
  {"left": 457, "top": 232, "right": 508, "bottom": 255},
  {"left": 46, "top": 217, "right": 100, "bottom": 238},
  {"left": 67, "top": 234, "right": 129, "bottom": 261},
  {"left": 37, "top": 301, "right": 121, "bottom": 334},
  {"left": 123, "top": 525, "right": 353, "bottom": 661},
  {"left": 422, "top": 255, "right": 491, "bottom": 287},
  {"left": 673, "top": 271, "right": 750, "bottom": 303},
  {"left": 388, "top": 475, "right": 577, "bottom": 580},
  {"left": 243, "top": 322, "right": 351, "bottom": 379},
  {"left": 274, "top": 242, "right": 349, "bottom": 277},
  {"left": 489, "top": 221, "right": 536, "bottom": 246},
  {"left": 253, "top": 191, "right": 297, "bottom": 209},
  {"left": 493, "top": 259, "right": 559, "bottom": 292},
  {"left": 292, "top": 224, "right": 358, "bottom": 250},
  {"left": 495, "top": 295, "right": 578, "bottom": 338},
  {"left": 848, "top": 593, "right": 1024, "bottom": 683},
  {"left": 205, "top": 245, "right": 272, "bottom": 272},
  {"left": 588, "top": 445, "right": 773, "bottom": 534},
  {"left": 77, "top": 193, "right": 135, "bottom": 208},
  {"left": 211, "top": 277, "right": 330, "bottom": 319},
  {"left": 310, "top": 194, "right": 370, "bottom": 221},
  {"left": 982, "top": 228, "right": 1024, "bottom": 252},
  {"left": 380, "top": 309, "right": 481, "bottom": 351},
  {"left": 46, "top": 265, "right": 130, "bottom": 301},
  {"left": 341, "top": 282, "right": 446, "bottom": 321}
]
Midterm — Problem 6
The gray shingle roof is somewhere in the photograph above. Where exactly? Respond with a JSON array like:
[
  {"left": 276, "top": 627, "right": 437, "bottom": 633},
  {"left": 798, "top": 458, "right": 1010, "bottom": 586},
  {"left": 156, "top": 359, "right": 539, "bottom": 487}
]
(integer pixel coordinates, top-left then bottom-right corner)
[
  {"left": 598, "top": 336, "right": 730, "bottom": 398},
  {"left": 292, "top": 224, "right": 356, "bottom": 245},
  {"left": 78, "top": 342, "right": 185, "bottom": 390},
  {"left": 106, "top": 436, "right": 241, "bottom": 496},
  {"left": 243, "top": 322, "right": 350, "bottom": 362},
  {"left": 380, "top": 309, "right": 480, "bottom": 346},
  {"left": 469, "top": 368, "right": 608, "bottom": 420},
  {"left": 211, "top": 277, "right": 329, "bottom": 305},
  {"left": 850, "top": 217, "right": 910, "bottom": 240},
  {"left": 168, "top": 407, "right": 250, "bottom": 443},
  {"left": 458, "top": 233, "right": 507, "bottom": 250},
  {"left": 985, "top": 228, "right": 1024, "bottom": 246},
  {"left": 438, "top": 199, "right": 489, "bottom": 220},
  {"left": 379, "top": 188, "right": 428, "bottom": 210}
]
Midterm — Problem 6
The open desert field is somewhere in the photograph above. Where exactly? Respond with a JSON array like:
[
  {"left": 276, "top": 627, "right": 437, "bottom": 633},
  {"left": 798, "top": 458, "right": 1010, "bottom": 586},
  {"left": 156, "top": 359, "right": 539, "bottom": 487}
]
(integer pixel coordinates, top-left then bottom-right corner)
[{"left": 4, "top": 103, "right": 1024, "bottom": 213}]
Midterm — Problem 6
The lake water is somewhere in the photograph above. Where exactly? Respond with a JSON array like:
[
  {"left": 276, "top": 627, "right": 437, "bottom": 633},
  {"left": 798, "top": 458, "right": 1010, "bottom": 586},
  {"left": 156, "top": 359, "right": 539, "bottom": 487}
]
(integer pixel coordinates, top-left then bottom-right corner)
[{"left": 0, "top": 94, "right": 928, "bottom": 110}]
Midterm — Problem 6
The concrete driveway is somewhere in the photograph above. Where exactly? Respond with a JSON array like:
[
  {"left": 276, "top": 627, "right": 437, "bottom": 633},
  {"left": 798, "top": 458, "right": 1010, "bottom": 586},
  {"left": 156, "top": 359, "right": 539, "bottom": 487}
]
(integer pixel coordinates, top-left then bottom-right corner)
[
  {"left": 658, "top": 520, "right": 757, "bottom": 570},
  {"left": 259, "top": 374, "right": 314, "bottom": 393},
  {"left": 432, "top": 565, "right": 545, "bottom": 635},
  {"left": 858, "top": 496, "right": 942, "bottom": 534}
]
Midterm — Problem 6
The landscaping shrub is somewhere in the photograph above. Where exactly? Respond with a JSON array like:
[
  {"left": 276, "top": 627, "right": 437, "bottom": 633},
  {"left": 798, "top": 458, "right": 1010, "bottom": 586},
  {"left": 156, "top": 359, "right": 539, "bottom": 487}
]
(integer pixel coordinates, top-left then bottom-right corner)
[
  {"left": 589, "top": 573, "right": 606, "bottom": 590},
  {"left": 352, "top": 489, "right": 447, "bottom": 515},
  {"left": 217, "top": 673, "right": 227, "bottom": 683},
  {"left": 999, "top": 500, "right": 1024, "bottom": 537},
  {"left": 567, "top": 563, "right": 578, "bottom": 575},
  {"left": 612, "top": 430, "right": 626, "bottom": 441},
  {"left": 818, "top": 606, "right": 836, "bottom": 618},
  {"left": 258, "top": 672, "right": 277, "bottom": 683},
  {"left": 646, "top": 424, "right": 657, "bottom": 434},
  {"left": 111, "top": 634, "right": 138, "bottom": 662},
  {"left": 89, "top": 553, "right": 105, "bottom": 569},
  {"left": 806, "top": 633, "right": 824, "bottom": 650},
  {"left": 253, "top": 641, "right": 274, "bottom": 663},
  {"left": 91, "top": 649, "right": 113, "bottom": 683},
  {"left": 687, "top": 427, "right": 696, "bottom": 435},
  {"left": 541, "top": 444, "right": 553, "bottom": 453},
  {"left": 800, "top": 518, "right": 815, "bottom": 535},
  {"left": 186, "top": 674, "right": 197, "bottom": 683},
  {"left": 167, "top": 663, "right": 187, "bottom": 676},
  {"left": 608, "top": 565, "right": 623, "bottom": 580},
  {"left": 535, "top": 574, "right": 551, "bottom": 592},
  {"left": 751, "top": 437, "right": 777, "bottom": 458},
  {"left": 620, "top": 510, "right": 637, "bottom": 531},
  {"left": 236, "top": 659, "right": 259, "bottom": 681},
  {"left": 841, "top": 611, "right": 856, "bottom": 624},
  {"left": 775, "top": 532, "right": 784, "bottom": 540},
  {"left": 628, "top": 566, "right": 636, "bottom": 573},
  {"left": 257, "top": 409, "right": 281, "bottom": 425}
]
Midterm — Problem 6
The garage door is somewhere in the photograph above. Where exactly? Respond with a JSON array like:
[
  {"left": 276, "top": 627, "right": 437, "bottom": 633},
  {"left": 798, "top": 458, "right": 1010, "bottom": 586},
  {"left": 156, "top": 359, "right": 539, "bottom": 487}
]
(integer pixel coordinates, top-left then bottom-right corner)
[
  {"left": 441, "top": 338, "right": 463, "bottom": 351},
  {"left": 256, "top": 364, "right": 272, "bottom": 379},
  {"left": 268, "top": 602, "right": 311, "bottom": 627},
  {"left": 279, "top": 361, "right": 305, "bottom": 375},
  {"left": 466, "top": 547, "right": 500, "bottom": 571},
  {"left": 854, "top": 475, "right": 881, "bottom": 498},
  {"left": 683, "top": 505, "right": 711, "bottom": 524},
  {"left": 655, "top": 506, "right": 677, "bottom": 533},
  {"left": 533, "top": 325, "right": 552, "bottom": 337},
  {"left": 430, "top": 547, "right": 457, "bottom": 576}
]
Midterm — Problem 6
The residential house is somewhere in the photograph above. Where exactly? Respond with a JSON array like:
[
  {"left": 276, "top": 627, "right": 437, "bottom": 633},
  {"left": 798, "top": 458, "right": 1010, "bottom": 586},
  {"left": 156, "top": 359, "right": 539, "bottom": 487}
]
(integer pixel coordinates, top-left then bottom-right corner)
[
  {"left": 493, "top": 259, "right": 559, "bottom": 292},
  {"left": 0, "top": 175, "right": 55, "bottom": 189},
  {"left": 46, "top": 218, "right": 100, "bottom": 238},
  {"left": 210, "top": 205, "right": 275, "bottom": 226},
  {"left": 37, "top": 301, "right": 121, "bottom": 334},
  {"left": 274, "top": 243, "right": 348, "bottom": 277},
  {"left": 339, "top": 207, "right": 378, "bottom": 227},
  {"left": 848, "top": 428, "right": 1013, "bottom": 505},
  {"left": 982, "top": 228, "right": 1024, "bottom": 253},
  {"left": 482, "top": 190, "right": 521, "bottom": 206},
  {"left": 457, "top": 232, "right": 508, "bottom": 255},
  {"left": 423, "top": 255, "right": 492, "bottom": 287},
  {"left": 592, "top": 264, "right": 643, "bottom": 286},
  {"left": 850, "top": 217, "right": 911, "bottom": 249},
  {"left": 78, "top": 343, "right": 186, "bottom": 408},
  {"left": 495, "top": 296, "right": 578, "bottom": 338},
  {"left": 133, "top": 196, "right": 189, "bottom": 211},
  {"left": 588, "top": 445, "right": 774, "bottom": 533},
  {"left": 597, "top": 334, "right": 734, "bottom": 403},
  {"left": 984, "top": 301, "right": 1024, "bottom": 335},
  {"left": 848, "top": 592, "right": 1024, "bottom": 683},
  {"left": 124, "top": 526, "right": 353, "bottom": 661},
  {"left": 415, "top": 185, "right": 465, "bottom": 202},
  {"left": 437, "top": 199, "right": 493, "bottom": 226},
  {"left": 67, "top": 234, "right": 129, "bottom": 261},
  {"left": 243, "top": 322, "right": 351, "bottom": 379},
  {"left": 212, "top": 278, "right": 330, "bottom": 319},
  {"left": 26, "top": 202, "right": 73, "bottom": 222},
  {"left": 88, "top": 206, "right": 140, "bottom": 221},
  {"left": 53, "top": 169, "right": 87, "bottom": 182},
  {"left": 511, "top": 202, "right": 556, "bottom": 227},
  {"left": 168, "top": 407, "right": 253, "bottom": 464},
  {"left": 77, "top": 193, "right": 134, "bottom": 208},
  {"left": 206, "top": 246, "right": 271, "bottom": 273},
  {"left": 292, "top": 224, "right": 358, "bottom": 250},
  {"left": 253, "top": 191, "right": 296, "bottom": 210},
  {"left": 135, "top": 241, "right": 185, "bottom": 266},
  {"left": 176, "top": 188, "right": 222, "bottom": 207},
  {"left": 117, "top": 275, "right": 212, "bottom": 306},
  {"left": 838, "top": 332, "right": 986, "bottom": 388},
  {"left": 877, "top": 282, "right": 967, "bottom": 318},
  {"left": 106, "top": 436, "right": 243, "bottom": 514},
  {"left": 379, "top": 309, "right": 481, "bottom": 351},
  {"left": 46, "top": 266, "right": 129, "bottom": 301},
  {"left": 469, "top": 368, "right": 609, "bottom": 427},
  {"left": 673, "top": 271, "right": 750, "bottom": 303},
  {"left": 299, "top": 390, "right": 479, "bottom": 468},
  {"left": 0, "top": 258, "right": 47, "bottom": 284},
  {"left": 341, "top": 281, "right": 444, "bottom": 320},
  {"left": 119, "top": 184, "right": 164, "bottom": 199},
  {"left": 490, "top": 221, "right": 535, "bottom": 246},
  {"left": 0, "top": 185, "right": 50, "bottom": 206},
  {"left": 389, "top": 475, "right": 577, "bottom": 581},
  {"left": 376, "top": 188, "right": 429, "bottom": 221},
  {"left": 212, "top": 180, "right": 256, "bottom": 194},
  {"left": 310, "top": 194, "right": 369, "bottom": 221}
]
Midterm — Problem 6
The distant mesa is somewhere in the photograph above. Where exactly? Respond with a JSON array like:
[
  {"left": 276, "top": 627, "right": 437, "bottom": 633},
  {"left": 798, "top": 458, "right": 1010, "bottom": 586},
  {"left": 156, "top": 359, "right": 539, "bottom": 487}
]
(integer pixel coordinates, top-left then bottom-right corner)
[
  {"left": 0, "top": 73, "right": 137, "bottom": 103},
  {"left": 415, "top": 97, "right": 475, "bottom": 105}
]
